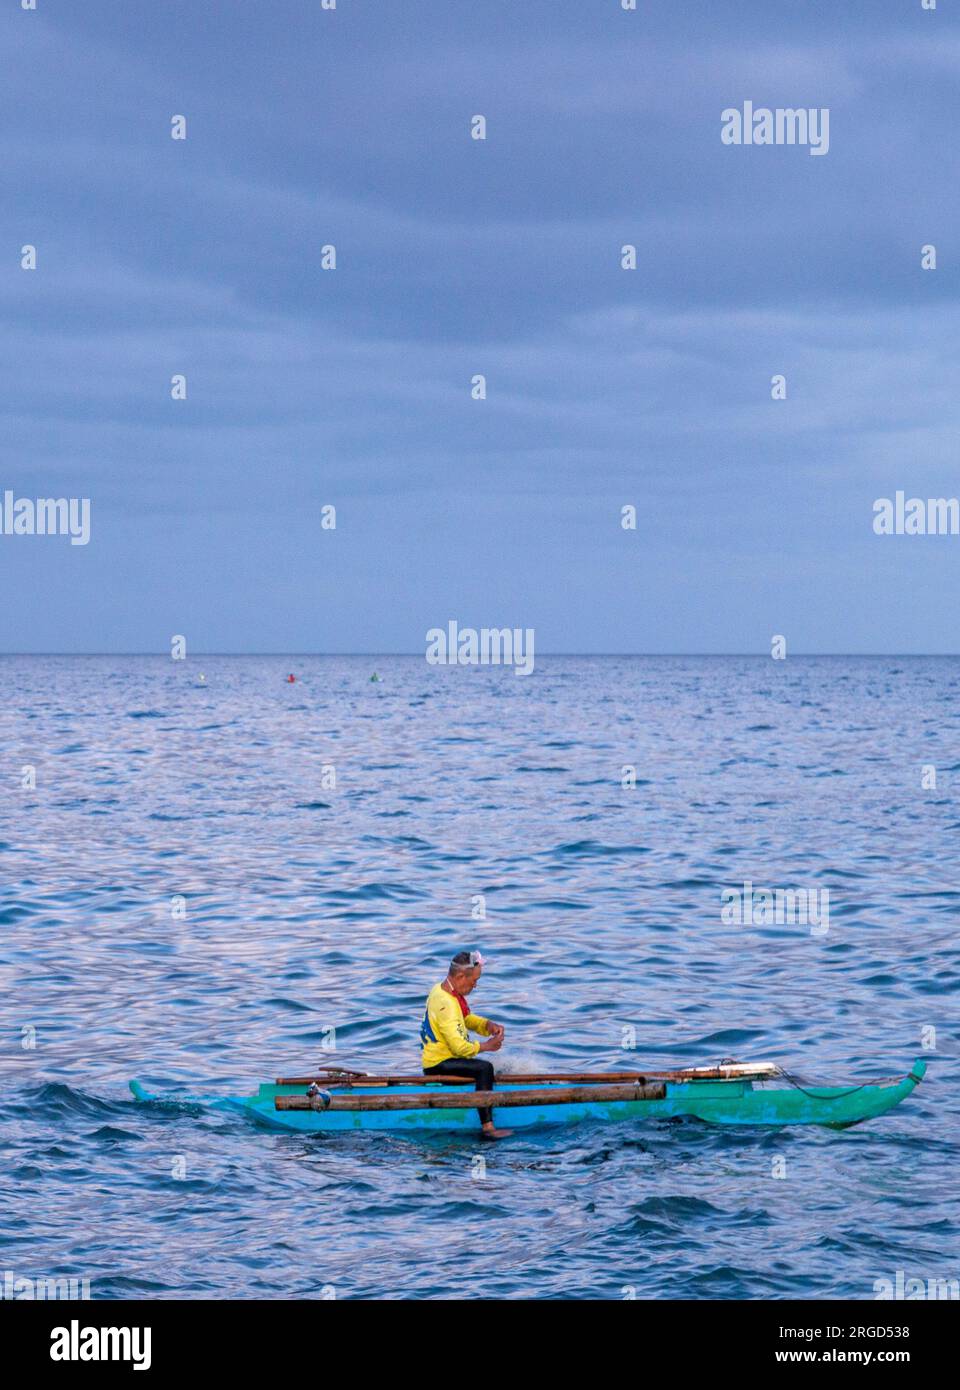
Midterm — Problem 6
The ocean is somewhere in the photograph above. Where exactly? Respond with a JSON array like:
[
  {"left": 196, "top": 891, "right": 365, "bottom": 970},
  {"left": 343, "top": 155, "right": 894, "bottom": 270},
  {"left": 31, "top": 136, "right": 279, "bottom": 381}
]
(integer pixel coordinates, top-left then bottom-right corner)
[{"left": 1, "top": 654, "right": 956, "bottom": 1299}]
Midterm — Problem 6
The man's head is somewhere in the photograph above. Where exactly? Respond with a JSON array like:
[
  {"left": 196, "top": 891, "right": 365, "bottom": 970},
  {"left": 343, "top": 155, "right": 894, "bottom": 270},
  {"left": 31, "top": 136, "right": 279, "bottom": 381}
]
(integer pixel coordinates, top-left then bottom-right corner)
[{"left": 448, "top": 949, "right": 484, "bottom": 995}]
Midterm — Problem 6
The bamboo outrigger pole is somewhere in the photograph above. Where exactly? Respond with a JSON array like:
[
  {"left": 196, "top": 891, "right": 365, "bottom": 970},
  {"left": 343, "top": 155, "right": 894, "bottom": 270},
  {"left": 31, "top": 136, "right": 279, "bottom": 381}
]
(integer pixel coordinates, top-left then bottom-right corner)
[
  {"left": 275, "top": 1071, "right": 654, "bottom": 1087},
  {"left": 275, "top": 1064, "right": 779, "bottom": 1087},
  {"left": 276, "top": 1081, "right": 668, "bottom": 1113}
]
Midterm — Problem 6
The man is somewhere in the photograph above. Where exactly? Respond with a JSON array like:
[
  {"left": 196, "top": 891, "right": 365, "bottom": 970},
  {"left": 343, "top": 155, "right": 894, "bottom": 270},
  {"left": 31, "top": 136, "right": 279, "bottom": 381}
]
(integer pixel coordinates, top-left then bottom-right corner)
[{"left": 420, "top": 950, "right": 512, "bottom": 1139}]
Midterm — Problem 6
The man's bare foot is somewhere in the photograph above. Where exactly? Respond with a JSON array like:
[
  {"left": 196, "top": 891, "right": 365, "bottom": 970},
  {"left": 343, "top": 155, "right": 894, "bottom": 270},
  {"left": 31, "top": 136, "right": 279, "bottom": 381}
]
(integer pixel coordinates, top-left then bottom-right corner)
[{"left": 480, "top": 1126, "right": 514, "bottom": 1140}]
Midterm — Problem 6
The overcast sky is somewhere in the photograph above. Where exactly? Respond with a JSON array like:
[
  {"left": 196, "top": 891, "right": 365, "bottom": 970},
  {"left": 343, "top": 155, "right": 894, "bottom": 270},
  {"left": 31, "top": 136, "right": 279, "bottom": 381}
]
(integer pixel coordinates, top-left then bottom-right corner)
[{"left": 1, "top": 0, "right": 958, "bottom": 653}]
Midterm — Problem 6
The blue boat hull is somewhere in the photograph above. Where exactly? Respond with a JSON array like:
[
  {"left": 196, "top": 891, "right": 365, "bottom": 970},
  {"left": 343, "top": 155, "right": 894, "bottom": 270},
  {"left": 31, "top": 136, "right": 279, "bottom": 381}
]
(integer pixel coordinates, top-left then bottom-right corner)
[{"left": 129, "top": 1061, "right": 925, "bottom": 1133}]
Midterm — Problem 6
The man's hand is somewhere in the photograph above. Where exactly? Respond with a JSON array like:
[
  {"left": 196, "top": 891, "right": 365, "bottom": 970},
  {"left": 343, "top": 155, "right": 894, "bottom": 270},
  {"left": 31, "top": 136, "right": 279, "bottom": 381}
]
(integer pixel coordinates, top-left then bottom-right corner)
[
  {"left": 487, "top": 1021, "right": 505, "bottom": 1041},
  {"left": 479, "top": 1036, "right": 503, "bottom": 1053}
]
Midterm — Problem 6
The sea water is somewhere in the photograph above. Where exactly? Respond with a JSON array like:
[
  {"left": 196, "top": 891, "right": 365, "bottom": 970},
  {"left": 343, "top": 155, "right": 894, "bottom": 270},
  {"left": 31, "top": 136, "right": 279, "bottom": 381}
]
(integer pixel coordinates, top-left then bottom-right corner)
[{"left": 0, "top": 655, "right": 956, "bottom": 1300}]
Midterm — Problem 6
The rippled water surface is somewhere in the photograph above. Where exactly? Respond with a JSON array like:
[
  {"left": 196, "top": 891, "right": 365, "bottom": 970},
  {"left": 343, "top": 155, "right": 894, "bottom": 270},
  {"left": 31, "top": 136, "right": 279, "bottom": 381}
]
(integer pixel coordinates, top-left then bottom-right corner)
[{"left": 1, "top": 655, "right": 957, "bottom": 1299}]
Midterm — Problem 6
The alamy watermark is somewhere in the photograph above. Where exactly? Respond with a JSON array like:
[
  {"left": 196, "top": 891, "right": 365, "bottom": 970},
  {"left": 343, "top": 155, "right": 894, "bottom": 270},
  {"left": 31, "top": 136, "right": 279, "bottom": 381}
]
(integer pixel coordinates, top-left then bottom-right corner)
[
  {"left": 2, "top": 1269, "right": 91, "bottom": 1299},
  {"left": 874, "top": 1270, "right": 959, "bottom": 1300},
  {"left": 873, "top": 492, "right": 960, "bottom": 535},
  {"left": 721, "top": 102, "right": 830, "bottom": 156},
  {"left": 50, "top": 1321, "right": 151, "bottom": 1371},
  {"left": 721, "top": 880, "right": 830, "bottom": 935},
  {"left": 426, "top": 621, "right": 535, "bottom": 676},
  {"left": 0, "top": 490, "right": 90, "bottom": 545}
]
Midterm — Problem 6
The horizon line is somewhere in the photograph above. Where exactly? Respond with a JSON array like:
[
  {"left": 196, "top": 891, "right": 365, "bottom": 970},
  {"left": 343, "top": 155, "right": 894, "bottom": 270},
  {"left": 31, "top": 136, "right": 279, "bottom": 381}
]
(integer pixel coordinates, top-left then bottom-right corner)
[{"left": 1, "top": 652, "right": 958, "bottom": 660}]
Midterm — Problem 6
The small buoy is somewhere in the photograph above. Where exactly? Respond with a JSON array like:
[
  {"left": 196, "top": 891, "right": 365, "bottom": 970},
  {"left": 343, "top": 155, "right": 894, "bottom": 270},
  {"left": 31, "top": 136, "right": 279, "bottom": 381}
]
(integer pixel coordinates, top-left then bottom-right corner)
[
  {"left": 286, "top": 674, "right": 296, "bottom": 683},
  {"left": 370, "top": 673, "right": 382, "bottom": 683},
  {"left": 198, "top": 674, "right": 206, "bottom": 684}
]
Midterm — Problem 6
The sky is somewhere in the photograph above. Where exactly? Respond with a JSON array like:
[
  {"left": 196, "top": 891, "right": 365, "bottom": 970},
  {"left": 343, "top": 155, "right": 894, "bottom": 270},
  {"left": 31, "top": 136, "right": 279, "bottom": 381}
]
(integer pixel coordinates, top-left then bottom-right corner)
[{"left": 1, "top": 0, "right": 958, "bottom": 653}]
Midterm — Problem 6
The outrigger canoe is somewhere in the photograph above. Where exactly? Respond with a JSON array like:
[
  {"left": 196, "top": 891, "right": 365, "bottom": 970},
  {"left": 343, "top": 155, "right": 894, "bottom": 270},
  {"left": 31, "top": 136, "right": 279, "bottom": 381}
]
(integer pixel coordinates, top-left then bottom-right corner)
[{"left": 130, "top": 1058, "right": 926, "bottom": 1133}]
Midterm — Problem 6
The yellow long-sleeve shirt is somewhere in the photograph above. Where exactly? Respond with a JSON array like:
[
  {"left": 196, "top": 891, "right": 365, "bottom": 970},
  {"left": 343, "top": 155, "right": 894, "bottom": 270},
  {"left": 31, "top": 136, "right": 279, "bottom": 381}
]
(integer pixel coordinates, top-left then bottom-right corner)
[{"left": 420, "top": 982, "right": 491, "bottom": 1067}]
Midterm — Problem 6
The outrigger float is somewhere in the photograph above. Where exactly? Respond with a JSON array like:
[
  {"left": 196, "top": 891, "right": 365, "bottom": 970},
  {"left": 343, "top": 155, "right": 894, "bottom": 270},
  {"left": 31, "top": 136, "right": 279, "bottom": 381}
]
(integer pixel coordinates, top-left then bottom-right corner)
[{"left": 130, "top": 1058, "right": 926, "bottom": 1134}]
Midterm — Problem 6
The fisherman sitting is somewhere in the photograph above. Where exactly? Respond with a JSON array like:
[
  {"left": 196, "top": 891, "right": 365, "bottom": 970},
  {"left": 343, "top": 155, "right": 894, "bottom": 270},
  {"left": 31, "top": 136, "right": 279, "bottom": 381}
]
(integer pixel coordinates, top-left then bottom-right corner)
[{"left": 420, "top": 950, "right": 512, "bottom": 1139}]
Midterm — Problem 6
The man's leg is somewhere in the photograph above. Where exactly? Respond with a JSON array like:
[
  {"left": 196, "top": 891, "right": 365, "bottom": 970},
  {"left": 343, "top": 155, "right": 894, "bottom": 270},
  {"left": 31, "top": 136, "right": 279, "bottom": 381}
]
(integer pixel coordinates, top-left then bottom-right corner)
[{"left": 424, "top": 1056, "right": 496, "bottom": 1126}]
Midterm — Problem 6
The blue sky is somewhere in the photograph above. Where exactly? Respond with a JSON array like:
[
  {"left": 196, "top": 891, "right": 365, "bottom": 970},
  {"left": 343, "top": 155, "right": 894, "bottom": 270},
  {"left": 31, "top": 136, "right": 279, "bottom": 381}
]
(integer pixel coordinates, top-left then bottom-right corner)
[{"left": 1, "top": 0, "right": 958, "bottom": 653}]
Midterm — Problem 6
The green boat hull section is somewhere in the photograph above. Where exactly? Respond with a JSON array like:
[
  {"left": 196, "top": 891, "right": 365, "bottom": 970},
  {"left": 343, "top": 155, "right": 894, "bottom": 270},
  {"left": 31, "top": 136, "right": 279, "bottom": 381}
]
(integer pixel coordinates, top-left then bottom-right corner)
[{"left": 129, "top": 1059, "right": 925, "bottom": 1133}]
